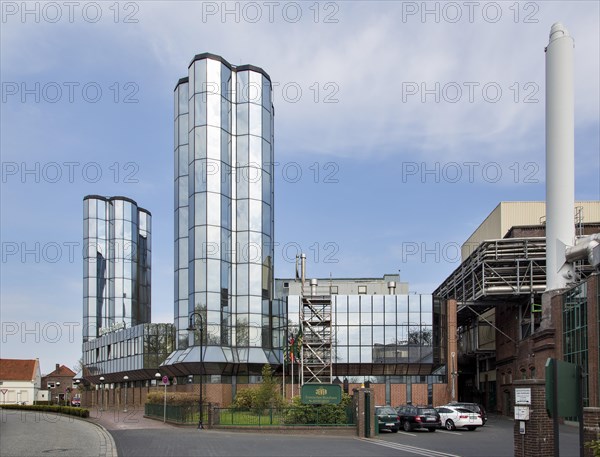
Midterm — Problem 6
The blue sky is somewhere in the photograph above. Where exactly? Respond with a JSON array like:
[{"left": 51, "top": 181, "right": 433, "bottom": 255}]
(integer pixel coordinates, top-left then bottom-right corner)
[{"left": 1, "top": 1, "right": 598, "bottom": 375}]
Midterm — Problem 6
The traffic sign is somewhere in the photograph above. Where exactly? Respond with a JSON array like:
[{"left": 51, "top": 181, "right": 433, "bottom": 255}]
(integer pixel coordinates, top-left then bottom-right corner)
[
  {"left": 0, "top": 389, "right": 7, "bottom": 395},
  {"left": 162, "top": 376, "right": 169, "bottom": 386}
]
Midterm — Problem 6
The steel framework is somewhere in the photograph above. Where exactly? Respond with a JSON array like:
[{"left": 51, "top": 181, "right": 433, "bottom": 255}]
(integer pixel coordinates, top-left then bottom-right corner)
[
  {"left": 300, "top": 289, "right": 333, "bottom": 384},
  {"left": 434, "top": 238, "right": 548, "bottom": 303}
]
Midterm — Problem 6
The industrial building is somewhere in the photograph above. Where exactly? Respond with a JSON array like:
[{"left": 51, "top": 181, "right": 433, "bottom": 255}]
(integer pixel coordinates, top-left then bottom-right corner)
[{"left": 435, "top": 201, "right": 600, "bottom": 414}]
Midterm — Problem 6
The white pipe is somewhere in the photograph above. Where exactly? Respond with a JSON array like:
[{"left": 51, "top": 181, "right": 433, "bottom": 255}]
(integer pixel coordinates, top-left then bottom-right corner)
[
  {"left": 546, "top": 22, "right": 576, "bottom": 290},
  {"left": 565, "top": 233, "right": 600, "bottom": 267}
]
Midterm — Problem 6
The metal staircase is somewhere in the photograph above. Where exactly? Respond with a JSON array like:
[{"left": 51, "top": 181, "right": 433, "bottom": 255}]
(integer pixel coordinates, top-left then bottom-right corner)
[{"left": 300, "top": 284, "right": 333, "bottom": 384}]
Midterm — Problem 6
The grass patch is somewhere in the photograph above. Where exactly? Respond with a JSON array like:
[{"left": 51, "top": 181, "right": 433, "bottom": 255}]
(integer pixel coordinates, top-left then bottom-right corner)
[{"left": 218, "top": 409, "right": 284, "bottom": 426}]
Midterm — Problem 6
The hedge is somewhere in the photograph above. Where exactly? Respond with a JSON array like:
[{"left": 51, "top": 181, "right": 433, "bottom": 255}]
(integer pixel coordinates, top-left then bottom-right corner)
[
  {"left": 0, "top": 404, "right": 90, "bottom": 418},
  {"left": 146, "top": 391, "right": 199, "bottom": 406}
]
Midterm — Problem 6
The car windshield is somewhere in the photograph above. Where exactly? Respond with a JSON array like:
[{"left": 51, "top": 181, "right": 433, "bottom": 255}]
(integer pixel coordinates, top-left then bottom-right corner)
[
  {"left": 377, "top": 407, "right": 397, "bottom": 415},
  {"left": 458, "top": 403, "right": 480, "bottom": 411},
  {"left": 419, "top": 408, "right": 437, "bottom": 415}
]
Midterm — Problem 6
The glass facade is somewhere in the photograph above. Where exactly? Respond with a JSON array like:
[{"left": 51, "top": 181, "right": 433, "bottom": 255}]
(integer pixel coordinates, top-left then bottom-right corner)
[
  {"left": 82, "top": 323, "right": 174, "bottom": 379},
  {"left": 562, "top": 282, "right": 589, "bottom": 406},
  {"left": 287, "top": 294, "right": 446, "bottom": 377},
  {"left": 83, "top": 195, "right": 151, "bottom": 342},
  {"left": 171, "top": 53, "right": 276, "bottom": 373}
]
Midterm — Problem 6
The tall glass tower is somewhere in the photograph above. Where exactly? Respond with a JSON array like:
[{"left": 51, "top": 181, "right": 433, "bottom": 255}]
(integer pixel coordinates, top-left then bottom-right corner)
[
  {"left": 83, "top": 195, "right": 151, "bottom": 342},
  {"left": 169, "top": 53, "right": 278, "bottom": 374}
]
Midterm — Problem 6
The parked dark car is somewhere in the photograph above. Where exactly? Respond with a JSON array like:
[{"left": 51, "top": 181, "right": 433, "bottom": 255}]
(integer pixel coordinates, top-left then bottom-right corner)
[
  {"left": 375, "top": 406, "right": 401, "bottom": 433},
  {"left": 447, "top": 402, "right": 487, "bottom": 425},
  {"left": 395, "top": 405, "right": 441, "bottom": 432}
]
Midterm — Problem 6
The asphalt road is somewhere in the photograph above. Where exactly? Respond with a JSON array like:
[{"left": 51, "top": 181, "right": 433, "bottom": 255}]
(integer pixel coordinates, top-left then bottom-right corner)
[
  {"left": 109, "top": 428, "right": 461, "bottom": 457},
  {"left": 376, "top": 414, "right": 582, "bottom": 457},
  {"left": 0, "top": 408, "right": 584, "bottom": 457},
  {"left": 0, "top": 409, "right": 117, "bottom": 457}
]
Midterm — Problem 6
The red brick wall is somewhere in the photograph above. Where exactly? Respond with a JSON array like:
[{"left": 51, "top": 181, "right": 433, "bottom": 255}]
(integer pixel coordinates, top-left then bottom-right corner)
[
  {"left": 583, "top": 407, "right": 600, "bottom": 457},
  {"left": 433, "top": 383, "right": 449, "bottom": 406},
  {"left": 587, "top": 275, "right": 599, "bottom": 407},
  {"left": 390, "top": 383, "right": 406, "bottom": 406},
  {"left": 513, "top": 380, "right": 555, "bottom": 457}
]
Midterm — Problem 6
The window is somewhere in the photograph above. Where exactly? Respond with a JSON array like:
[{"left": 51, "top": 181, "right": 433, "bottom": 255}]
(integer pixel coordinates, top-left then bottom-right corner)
[
  {"left": 283, "top": 282, "right": 289, "bottom": 288},
  {"left": 563, "top": 283, "right": 589, "bottom": 406},
  {"left": 358, "top": 285, "right": 367, "bottom": 295},
  {"left": 331, "top": 285, "right": 339, "bottom": 294}
]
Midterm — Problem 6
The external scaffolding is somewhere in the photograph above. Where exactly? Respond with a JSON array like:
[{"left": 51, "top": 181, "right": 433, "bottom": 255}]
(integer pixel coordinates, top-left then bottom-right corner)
[{"left": 300, "top": 285, "right": 333, "bottom": 384}]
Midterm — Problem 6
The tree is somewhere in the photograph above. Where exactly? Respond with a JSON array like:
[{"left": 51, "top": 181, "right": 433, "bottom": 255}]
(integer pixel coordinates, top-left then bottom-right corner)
[
  {"left": 255, "top": 364, "right": 283, "bottom": 411},
  {"left": 407, "top": 327, "right": 433, "bottom": 346},
  {"left": 73, "top": 357, "right": 83, "bottom": 374},
  {"left": 232, "top": 364, "right": 283, "bottom": 412}
]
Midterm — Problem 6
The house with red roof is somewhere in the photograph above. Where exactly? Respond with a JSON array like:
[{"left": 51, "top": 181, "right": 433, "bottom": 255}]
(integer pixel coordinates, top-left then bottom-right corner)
[
  {"left": 41, "top": 364, "right": 77, "bottom": 404},
  {"left": 0, "top": 358, "right": 42, "bottom": 405}
]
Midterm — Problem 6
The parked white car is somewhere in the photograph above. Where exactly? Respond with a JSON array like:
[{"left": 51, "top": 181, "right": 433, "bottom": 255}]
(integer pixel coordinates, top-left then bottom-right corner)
[{"left": 435, "top": 405, "right": 483, "bottom": 431}]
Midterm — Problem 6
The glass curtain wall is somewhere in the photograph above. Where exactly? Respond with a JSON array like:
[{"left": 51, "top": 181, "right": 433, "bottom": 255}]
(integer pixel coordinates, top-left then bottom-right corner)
[
  {"left": 174, "top": 54, "right": 276, "bottom": 366},
  {"left": 83, "top": 196, "right": 152, "bottom": 342},
  {"left": 284, "top": 294, "right": 445, "bottom": 378},
  {"left": 563, "top": 283, "right": 589, "bottom": 406}
]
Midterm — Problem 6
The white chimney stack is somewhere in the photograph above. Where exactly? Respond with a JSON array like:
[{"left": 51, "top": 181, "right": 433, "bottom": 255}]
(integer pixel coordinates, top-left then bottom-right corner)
[{"left": 545, "top": 22, "right": 576, "bottom": 290}]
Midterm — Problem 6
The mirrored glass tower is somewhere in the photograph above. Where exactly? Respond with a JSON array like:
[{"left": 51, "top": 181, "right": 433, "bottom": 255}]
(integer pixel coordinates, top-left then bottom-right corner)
[
  {"left": 83, "top": 195, "right": 151, "bottom": 342},
  {"left": 168, "top": 53, "right": 277, "bottom": 374}
]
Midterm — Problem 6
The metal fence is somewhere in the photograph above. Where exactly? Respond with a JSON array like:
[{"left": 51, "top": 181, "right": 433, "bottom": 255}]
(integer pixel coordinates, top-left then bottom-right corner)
[
  {"left": 144, "top": 404, "right": 356, "bottom": 427},
  {"left": 144, "top": 403, "right": 203, "bottom": 424},
  {"left": 214, "top": 405, "right": 355, "bottom": 427}
]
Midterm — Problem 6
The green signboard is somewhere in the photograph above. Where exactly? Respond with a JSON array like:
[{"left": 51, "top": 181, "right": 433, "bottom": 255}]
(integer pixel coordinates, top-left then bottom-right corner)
[
  {"left": 301, "top": 384, "right": 342, "bottom": 405},
  {"left": 545, "top": 358, "right": 580, "bottom": 418}
]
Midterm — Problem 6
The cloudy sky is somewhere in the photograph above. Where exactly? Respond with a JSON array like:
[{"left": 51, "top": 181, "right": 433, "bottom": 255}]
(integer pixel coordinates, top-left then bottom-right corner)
[{"left": 1, "top": 1, "right": 598, "bottom": 374}]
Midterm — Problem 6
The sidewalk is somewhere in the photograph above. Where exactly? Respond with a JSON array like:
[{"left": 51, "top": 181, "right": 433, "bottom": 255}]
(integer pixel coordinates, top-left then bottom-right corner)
[
  {"left": 0, "top": 408, "right": 118, "bottom": 457},
  {"left": 87, "top": 406, "right": 178, "bottom": 431}
]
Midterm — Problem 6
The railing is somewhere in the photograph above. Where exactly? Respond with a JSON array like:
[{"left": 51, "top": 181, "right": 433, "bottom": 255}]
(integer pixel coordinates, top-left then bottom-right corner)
[
  {"left": 144, "top": 404, "right": 356, "bottom": 427},
  {"left": 214, "top": 406, "right": 355, "bottom": 427},
  {"left": 144, "top": 403, "right": 204, "bottom": 424}
]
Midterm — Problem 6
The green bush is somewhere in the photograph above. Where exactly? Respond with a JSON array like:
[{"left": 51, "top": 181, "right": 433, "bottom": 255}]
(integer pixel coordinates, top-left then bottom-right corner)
[
  {"left": 0, "top": 404, "right": 89, "bottom": 418},
  {"left": 146, "top": 391, "right": 198, "bottom": 406},
  {"left": 585, "top": 439, "right": 600, "bottom": 457},
  {"left": 231, "top": 387, "right": 258, "bottom": 409},
  {"left": 283, "top": 393, "right": 352, "bottom": 425},
  {"left": 231, "top": 364, "right": 284, "bottom": 413}
]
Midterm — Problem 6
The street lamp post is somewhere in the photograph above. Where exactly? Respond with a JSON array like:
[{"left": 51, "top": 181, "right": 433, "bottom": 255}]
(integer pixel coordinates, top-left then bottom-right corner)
[
  {"left": 154, "top": 372, "right": 166, "bottom": 423},
  {"left": 56, "top": 382, "right": 61, "bottom": 405},
  {"left": 74, "top": 379, "right": 80, "bottom": 406},
  {"left": 99, "top": 377, "right": 105, "bottom": 411},
  {"left": 123, "top": 376, "right": 129, "bottom": 412},
  {"left": 187, "top": 311, "right": 204, "bottom": 429}
]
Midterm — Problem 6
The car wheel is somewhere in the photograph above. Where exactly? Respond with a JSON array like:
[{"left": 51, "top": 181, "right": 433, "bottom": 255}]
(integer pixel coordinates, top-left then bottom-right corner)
[
  {"left": 427, "top": 428, "right": 436, "bottom": 432},
  {"left": 466, "top": 426, "right": 477, "bottom": 431},
  {"left": 445, "top": 420, "right": 456, "bottom": 431},
  {"left": 393, "top": 427, "right": 399, "bottom": 433},
  {"left": 403, "top": 421, "right": 412, "bottom": 432}
]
